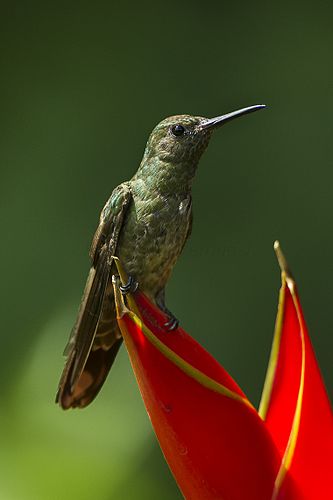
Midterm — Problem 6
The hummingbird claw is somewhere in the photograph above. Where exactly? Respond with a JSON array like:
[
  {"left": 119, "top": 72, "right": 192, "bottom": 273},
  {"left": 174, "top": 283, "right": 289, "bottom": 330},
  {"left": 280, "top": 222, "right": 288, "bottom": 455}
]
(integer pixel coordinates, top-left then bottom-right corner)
[
  {"left": 119, "top": 275, "right": 138, "bottom": 295},
  {"left": 164, "top": 315, "right": 179, "bottom": 331},
  {"left": 155, "top": 290, "right": 180, "bottom": 331}
]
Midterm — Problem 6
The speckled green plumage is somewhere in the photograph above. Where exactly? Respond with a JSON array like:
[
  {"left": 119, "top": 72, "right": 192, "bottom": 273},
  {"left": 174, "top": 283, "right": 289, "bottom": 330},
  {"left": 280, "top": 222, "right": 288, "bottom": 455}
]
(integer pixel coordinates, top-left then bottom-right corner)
[
  {"left": 94, "top": 115, "right": 212, "bottom": 347},
  {"left": 56, "top": 105, "right": 265, "bottom": 408}
]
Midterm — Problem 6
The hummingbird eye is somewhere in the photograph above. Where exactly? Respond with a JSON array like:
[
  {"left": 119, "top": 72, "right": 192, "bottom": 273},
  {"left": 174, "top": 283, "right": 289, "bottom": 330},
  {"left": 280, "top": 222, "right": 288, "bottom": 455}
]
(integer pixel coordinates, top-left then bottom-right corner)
[{"left": 171, "top": 124, "right": 186, "bottom": 137}]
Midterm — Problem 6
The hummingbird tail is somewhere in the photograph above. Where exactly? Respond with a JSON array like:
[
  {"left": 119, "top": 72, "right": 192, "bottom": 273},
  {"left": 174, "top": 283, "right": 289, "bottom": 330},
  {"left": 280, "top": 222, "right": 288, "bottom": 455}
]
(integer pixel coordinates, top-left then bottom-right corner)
[
  {"left": 56, "top": 284, "right": 123, "bottom": 409},
  {"left": 56, "top": 335, "right": 123, "bottom": 409}
]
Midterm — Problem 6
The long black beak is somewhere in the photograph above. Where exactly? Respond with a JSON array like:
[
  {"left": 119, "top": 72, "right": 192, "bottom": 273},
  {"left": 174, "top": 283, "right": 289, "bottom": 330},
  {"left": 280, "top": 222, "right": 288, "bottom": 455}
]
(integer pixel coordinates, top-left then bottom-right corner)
[{"left": 199, "top": 104, "right": 266, "bottom": 131}]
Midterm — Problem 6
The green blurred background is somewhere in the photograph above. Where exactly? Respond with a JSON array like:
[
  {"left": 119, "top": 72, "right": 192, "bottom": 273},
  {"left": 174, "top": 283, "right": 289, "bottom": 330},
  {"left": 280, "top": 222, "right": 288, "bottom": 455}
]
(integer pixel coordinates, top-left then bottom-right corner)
[{"left": 1, "top": 1, "right": 332, "bottom": 498}]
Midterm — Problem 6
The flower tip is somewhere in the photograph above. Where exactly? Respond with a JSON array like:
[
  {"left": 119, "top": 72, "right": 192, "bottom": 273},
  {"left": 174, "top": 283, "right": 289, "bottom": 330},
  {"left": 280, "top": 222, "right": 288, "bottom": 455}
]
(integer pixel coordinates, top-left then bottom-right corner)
[
  {"left": 112, "top": 255, "right": 129, "bottom": 288},
  {"left": 274, "top": 240, "right": 293, "bottom": 280},
  {"left": 112, "top": 274, "right": 130, "bottom": 318}
]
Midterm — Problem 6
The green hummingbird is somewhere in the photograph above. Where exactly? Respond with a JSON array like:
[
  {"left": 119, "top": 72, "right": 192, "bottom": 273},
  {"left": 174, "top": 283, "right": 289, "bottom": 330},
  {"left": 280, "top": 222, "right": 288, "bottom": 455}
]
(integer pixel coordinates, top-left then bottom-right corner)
[{"left": 56, "top": 104, "right": 265, "bottom": 409}]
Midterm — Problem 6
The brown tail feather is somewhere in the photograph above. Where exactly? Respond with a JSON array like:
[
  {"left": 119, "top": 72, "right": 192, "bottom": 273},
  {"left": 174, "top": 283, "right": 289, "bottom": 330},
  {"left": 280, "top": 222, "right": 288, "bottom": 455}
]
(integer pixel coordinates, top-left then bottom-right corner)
[{"left": 57, "top": 336, "right": 123, "bottom": 409}]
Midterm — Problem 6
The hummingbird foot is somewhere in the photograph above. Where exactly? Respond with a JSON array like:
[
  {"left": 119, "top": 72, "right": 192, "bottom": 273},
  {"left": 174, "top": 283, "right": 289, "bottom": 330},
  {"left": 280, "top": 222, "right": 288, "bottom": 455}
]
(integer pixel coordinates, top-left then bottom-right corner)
[
  {"left": 155, "top": 290, "right": 179, "bottom": 331},
  {"left": 119, "top": 275, "right": 139, "bottom": 295},
  {"left": 164, "top": 314, "right": 179, "bottom": 331}
]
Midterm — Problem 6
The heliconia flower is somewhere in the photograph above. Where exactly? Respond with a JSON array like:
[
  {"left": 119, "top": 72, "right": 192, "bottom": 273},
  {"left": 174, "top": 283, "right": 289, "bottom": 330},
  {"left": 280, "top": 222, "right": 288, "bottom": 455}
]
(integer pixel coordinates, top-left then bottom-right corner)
[
  {"left": 111, "top": 243, "right": 333, "bottom": 500},
  {"left": 259, "top": 243, "right": 333, "bottom": 499}
]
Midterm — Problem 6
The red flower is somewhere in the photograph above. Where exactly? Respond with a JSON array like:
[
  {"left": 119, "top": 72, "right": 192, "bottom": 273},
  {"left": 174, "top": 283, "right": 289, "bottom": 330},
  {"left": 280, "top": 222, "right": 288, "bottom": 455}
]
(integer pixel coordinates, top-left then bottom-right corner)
[{"left": 112, "top": 242, "right": 333, "bottom": 500}]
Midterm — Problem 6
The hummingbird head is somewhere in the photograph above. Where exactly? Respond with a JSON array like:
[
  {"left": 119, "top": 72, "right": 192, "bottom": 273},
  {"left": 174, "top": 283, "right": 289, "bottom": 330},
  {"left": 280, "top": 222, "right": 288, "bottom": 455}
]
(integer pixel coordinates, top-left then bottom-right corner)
[
  {"left": 144, "top": 105, "right": 266, "bottom": 165},
  {"left": 135, "top": 105, "right": 266, "bottom": 193},
  {"left": 145, "top": 115, "right": 212, "bottom": 164}
]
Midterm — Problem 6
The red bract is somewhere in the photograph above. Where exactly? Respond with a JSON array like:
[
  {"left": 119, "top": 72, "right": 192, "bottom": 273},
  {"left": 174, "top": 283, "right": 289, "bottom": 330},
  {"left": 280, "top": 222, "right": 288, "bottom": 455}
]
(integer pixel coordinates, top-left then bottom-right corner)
[
  {"left": 259, "top": 243, "right": 333, "bottom": 499},
  {"left": 112, "top": 244, "right": 333, "bottom": 500}
]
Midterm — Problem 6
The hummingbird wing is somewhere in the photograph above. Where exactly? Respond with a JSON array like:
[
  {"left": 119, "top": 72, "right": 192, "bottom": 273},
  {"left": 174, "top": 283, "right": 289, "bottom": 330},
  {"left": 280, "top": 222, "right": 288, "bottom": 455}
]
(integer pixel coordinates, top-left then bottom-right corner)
[{"left": 56, "top": 182, "right": 132, "bottom": 409}]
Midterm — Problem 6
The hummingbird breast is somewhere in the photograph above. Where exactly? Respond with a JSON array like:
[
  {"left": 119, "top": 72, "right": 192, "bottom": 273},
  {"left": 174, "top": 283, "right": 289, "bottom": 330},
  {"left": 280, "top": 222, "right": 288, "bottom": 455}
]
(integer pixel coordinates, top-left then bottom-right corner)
[{"left": 117, "top": 184, "right": 192, "bottom": 300}]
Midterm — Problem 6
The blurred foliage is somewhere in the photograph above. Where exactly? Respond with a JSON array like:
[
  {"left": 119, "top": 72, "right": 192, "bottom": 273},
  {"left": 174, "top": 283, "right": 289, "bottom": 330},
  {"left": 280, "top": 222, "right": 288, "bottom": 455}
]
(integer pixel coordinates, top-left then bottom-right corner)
[{"left": 0, "top": 1, "right": 332, "bottom": 498}]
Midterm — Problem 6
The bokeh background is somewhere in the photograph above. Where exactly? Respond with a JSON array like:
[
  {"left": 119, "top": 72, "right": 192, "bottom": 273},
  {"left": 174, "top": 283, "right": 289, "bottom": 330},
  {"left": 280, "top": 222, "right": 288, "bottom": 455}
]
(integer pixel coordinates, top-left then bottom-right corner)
[{"left": 1, "top": 1, "right": 332, "bottom": 498}]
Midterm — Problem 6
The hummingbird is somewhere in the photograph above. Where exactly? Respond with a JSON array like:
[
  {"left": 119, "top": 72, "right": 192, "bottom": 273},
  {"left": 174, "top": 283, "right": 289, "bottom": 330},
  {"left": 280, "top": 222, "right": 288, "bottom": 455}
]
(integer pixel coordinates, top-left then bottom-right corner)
[{"left": 56, "top": 104, "right": 265, "bottom": 409}]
